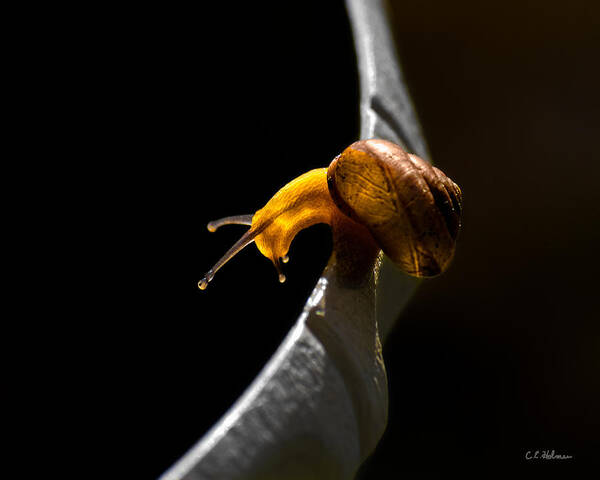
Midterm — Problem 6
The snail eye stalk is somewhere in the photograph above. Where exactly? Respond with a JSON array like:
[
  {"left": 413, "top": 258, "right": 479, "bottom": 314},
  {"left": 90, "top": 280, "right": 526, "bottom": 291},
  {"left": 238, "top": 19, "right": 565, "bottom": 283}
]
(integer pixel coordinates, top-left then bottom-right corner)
[
  {"left": 198, "top": 215, "right": 255, "bottom": 290},
  {"left": 206, "top": 214, "right": 253, "bottom": 232}
]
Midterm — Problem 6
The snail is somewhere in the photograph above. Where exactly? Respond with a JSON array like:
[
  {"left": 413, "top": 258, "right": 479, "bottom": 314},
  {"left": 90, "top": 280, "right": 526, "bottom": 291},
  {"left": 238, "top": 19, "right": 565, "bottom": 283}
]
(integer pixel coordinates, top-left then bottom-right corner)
[{"left": 198, "top": 139, "right": 462, "bottom": 290}]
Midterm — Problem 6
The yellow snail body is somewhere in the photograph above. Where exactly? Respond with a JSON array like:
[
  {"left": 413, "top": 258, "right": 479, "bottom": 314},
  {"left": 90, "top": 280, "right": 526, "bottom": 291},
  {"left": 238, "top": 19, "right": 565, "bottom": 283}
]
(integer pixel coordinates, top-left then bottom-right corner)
[{"left": 199, "top": 139, "right": 462, "bottom": 290}]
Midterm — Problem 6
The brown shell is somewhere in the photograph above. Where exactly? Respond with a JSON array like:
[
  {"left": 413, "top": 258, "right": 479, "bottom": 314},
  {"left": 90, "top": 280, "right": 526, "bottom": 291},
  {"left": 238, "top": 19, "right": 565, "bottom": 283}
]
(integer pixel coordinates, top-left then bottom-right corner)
[{"left": 327, "top": 139, "right": 462, "bottom": 277}]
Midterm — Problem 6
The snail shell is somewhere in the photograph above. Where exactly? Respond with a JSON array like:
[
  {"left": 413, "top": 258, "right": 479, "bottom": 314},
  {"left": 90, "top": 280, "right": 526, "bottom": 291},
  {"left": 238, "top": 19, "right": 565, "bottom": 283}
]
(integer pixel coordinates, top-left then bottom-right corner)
[{"left": 327, "top": 139, "right": 462, "bottom": 277}]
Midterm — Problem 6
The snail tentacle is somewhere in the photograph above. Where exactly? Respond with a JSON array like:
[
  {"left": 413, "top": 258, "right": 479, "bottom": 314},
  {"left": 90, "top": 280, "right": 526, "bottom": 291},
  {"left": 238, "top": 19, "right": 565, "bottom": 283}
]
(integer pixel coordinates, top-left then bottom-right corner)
[{"left": 207, "top": 214, "right": 254, "bottom": 232}]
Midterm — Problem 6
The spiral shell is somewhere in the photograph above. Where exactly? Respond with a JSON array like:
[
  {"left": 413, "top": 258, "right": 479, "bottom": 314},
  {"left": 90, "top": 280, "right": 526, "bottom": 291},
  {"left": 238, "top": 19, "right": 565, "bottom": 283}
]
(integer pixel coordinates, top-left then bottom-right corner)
[{"left": 327, "top": 139, "right": 462, "bottom": 277}]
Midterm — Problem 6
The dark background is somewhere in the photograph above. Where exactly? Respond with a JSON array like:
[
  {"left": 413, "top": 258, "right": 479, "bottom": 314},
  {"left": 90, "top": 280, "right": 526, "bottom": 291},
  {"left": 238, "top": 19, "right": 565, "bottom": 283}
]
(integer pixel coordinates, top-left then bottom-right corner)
[{"left": 80, "top": 0, "right": 600, "bottom": 477}]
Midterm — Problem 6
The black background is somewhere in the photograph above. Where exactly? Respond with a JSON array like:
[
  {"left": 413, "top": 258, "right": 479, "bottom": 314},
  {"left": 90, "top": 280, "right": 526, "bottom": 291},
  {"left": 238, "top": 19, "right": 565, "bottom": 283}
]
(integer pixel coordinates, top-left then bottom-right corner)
[{"left": 66, "top": 0, "right": 600, "bottom": 477}]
